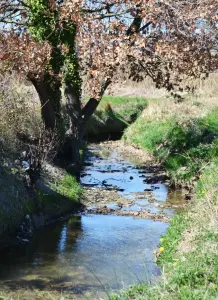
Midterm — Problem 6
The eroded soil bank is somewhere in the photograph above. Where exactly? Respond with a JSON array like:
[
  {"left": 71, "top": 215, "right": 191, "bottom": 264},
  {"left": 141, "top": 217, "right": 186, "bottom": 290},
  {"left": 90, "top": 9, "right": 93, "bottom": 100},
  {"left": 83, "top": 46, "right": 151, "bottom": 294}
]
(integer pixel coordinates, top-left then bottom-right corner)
[{"left": 0, "top": 142, "right": 186, "bottom": 300}]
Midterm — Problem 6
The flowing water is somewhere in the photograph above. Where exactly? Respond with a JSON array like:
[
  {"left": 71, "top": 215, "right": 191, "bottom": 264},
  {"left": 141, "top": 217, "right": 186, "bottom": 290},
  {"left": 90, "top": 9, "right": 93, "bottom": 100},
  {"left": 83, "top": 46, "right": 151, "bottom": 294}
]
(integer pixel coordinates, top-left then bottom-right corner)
[{"left": 0, "top": 144, "right": 184, "bottom": 299}]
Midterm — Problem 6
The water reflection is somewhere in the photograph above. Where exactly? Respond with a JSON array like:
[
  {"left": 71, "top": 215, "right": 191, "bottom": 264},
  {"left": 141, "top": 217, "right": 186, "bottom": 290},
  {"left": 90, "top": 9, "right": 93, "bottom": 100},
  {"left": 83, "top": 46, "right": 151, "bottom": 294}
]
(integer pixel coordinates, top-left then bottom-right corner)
[
  {"left": 0, "top": 144, "right": 178, "bottom": 299},
  {"left": 0, "top": 215, "right": 167, "bottom": 298}
]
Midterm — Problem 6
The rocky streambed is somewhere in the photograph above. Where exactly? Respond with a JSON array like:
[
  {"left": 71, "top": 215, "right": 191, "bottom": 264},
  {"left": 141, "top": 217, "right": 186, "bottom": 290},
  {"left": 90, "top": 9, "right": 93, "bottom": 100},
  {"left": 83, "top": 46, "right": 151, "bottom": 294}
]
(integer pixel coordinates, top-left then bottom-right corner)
[
  {"left": 81, "top": 142, "right": 186, "bottom": 223},
  {"left": 0, "top": 142, "right": 186, "bottom": 300}
]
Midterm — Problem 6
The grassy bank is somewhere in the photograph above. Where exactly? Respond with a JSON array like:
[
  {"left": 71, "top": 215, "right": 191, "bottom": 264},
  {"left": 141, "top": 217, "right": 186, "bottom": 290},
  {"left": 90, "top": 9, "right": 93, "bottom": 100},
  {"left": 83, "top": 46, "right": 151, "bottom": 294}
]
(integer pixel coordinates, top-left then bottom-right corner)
[
  {"left": 110, "top": 159, "right": 218, "bottom": 299},
  {"left": 123, "top": 94, "right": 218, "bottom": 186},
  {"left": 100, "top": 96, "right": 148, "bottom": 123},
  {"left": 112, "top": 78, "right": 218, "bottom": 299},
  {"left": 85, "top": 96, "right": 148, "bottom": 139}
]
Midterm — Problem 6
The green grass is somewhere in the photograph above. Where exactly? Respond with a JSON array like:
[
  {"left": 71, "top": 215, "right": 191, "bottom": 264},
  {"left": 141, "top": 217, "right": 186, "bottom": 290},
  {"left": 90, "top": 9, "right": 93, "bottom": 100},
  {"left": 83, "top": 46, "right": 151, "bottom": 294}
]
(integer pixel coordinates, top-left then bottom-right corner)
[
  {"left": 123, "top": 117, "right": 173, "bottom": 152},
  {"left": 123, "top": 108, "right": 218, "bottom": 184},
  {"left": 34, "top": 174, "right": 82, "bottom": 218},
  {"left": 51, "top": 174, "right": 82, "bottom": 201},
  {"left": 101, "top": 96, "right": 147, "bottom": 107},
  {"left": 85, "top": 96, "right": 148, "bottom": 138},
  {"left": 110, "top": 160, "right": 218, "bottom": 300},
  {"left": 101, "top": 96, "right": 148, "bottom": 122}
]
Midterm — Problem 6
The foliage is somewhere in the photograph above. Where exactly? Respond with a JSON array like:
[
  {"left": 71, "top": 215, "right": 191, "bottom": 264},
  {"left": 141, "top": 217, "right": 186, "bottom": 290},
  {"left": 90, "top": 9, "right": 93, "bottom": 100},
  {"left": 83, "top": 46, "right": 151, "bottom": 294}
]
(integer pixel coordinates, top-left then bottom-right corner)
[
  {"left": 1, "top": 0, "right": 81, "bottom": 92},
  {"left": 0, "top": 74, "right": 41, "bottom": 158},
  {"left": 1, "top": 0, "right": 218, "bottom": 99},
  {"left": 51, "top": 174, "right": 82, "bottom": 201}
]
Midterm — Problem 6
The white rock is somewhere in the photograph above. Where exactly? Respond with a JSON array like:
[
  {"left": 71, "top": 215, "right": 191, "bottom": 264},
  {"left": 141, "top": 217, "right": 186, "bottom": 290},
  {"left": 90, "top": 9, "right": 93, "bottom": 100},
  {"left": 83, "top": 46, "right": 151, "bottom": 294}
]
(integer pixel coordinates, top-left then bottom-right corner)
[
  {"left": 22, "top": 161, "right": 30, "bottom": 169},
  {"left": 22, "top": 239, "right": 30, "bottom": 243},
  {"left": 25, "top": 214, "right": 30, "bottom": 220},
  {"left": 14, "top": 159, "right": 20, "bottom": 165},
  {"left": 21, "top": 151, "right": 27, "bottom": 158}
]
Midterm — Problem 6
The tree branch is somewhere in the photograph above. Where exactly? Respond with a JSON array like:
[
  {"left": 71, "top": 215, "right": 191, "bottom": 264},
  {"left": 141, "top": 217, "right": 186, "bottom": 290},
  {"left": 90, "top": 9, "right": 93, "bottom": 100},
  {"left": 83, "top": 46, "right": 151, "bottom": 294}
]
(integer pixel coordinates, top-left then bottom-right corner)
[
  {"left": 83, "top": 3, "right": 115, "bottom": 14},
  {"left": 93, "top": 9, "right": 131, "bottom": 20},
  {"left": 139, "top": 21, "right": 153, "bottom": 33},
  {"left": 0, "top": 19, "right": 28, "bottom": 26}
]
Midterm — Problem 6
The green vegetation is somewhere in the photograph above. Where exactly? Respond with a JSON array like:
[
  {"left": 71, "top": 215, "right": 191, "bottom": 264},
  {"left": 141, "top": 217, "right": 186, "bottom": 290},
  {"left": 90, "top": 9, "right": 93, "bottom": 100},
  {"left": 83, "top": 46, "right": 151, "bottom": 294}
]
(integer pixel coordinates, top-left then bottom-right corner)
[
  {"left": 85, "top": 96, "right": 148, "bottom": 138},
  {"left": 100, "top": 96, "right": 148, "bottom": 123},
  {"left": 113, "top": 89, "right": 218, "bottom": 299},
  {"left": 51, "top": 174, "right": 82, "bottom": 202},
  {"left": 34, "top": 174, "right": 82, "bottom": 219},
  {"left": 0, "top": 75, "right": 83, "bottom": 242},
  {"left": 110, "top": 160, "right": 218, "bottom": 299},
  {"left": 124, "top": 103, "right": 218, "bottom": 185}
]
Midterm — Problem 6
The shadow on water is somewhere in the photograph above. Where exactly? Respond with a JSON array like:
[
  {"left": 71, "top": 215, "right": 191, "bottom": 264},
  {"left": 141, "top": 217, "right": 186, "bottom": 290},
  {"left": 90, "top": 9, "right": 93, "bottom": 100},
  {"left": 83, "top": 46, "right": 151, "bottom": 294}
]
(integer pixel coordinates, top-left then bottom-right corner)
[{"left": 0, "top": 144, "right": 184, "bottom": 299}]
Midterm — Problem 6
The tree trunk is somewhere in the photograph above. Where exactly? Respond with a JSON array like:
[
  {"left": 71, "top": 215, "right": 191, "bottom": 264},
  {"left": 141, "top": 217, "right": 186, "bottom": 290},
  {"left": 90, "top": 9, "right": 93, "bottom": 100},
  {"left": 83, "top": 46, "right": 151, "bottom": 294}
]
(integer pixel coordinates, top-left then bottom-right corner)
[
  {"left": 64, "top": 85, "right": 103, "bottom": 179},
  {"left": 64, "top": 79, "right": 111, "bottom": 179},
  {"left": 31, "top": 77, "right": 110, "bottom": 180},
  {"left": 64, "top": 83, "right": 82, "bottom": 179},
  {"left": 31, "top": 78, "right": 62, "bottom": 130}
]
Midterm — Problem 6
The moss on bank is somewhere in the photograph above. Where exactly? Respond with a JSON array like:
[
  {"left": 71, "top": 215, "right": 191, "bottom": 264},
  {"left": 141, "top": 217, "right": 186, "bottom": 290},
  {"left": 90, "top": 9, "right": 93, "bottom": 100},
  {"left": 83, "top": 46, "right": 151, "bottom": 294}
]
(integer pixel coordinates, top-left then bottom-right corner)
[
  {"left": 51, "top": 174, "right": 82, "bottom": 202},
  {"left": 110, "top": 160, "right": 218, "bottom": 299}
]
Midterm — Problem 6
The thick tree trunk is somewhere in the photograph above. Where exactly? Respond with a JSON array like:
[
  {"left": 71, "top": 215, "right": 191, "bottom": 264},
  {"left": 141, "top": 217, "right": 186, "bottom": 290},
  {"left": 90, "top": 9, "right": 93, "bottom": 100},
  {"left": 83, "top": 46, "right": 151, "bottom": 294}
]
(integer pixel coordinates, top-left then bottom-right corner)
[
  {"left": 64, "top": 79, "right": 111, "bottom": 179},
  {"left": 64, "top": 85, "right": 103, "bottom": 179},
  {"left": 31, "top": 77, "right": 110, "bottom": 180},
  {"left": 31, "top": 78, "right": 62, "bottom": 130},
  {"left": 64, "top": 83, "right": 82, "bottom": 179}
]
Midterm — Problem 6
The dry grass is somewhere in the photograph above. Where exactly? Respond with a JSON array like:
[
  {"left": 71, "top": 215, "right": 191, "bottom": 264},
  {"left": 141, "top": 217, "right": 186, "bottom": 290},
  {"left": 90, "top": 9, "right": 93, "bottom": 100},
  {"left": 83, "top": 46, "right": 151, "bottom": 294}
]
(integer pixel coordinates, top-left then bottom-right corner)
[
  {"left": 0, "top": 288, "right": 71, "bottom": 300},
  {"left": 108, "top": 72, "right": 218, "bottom": 123},
  {"left": 0, "top": 73, "right": 42, "bottom": 159},
  {"left": 107, "top": 72, "right": 218, "bottom": 98},
  {"left": 107, "top": 77, "right": 167, "bottom": 98},
  {"left": 99, "top": 140, "right": 154, "bottom": 164}
]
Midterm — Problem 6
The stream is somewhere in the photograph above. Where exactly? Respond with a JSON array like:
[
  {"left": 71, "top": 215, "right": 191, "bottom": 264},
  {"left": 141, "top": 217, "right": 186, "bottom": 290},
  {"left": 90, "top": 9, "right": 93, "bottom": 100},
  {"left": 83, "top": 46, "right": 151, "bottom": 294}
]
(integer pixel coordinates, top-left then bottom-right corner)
[{"left": 0, "top": 143, "right": 185, "bottom": 299}]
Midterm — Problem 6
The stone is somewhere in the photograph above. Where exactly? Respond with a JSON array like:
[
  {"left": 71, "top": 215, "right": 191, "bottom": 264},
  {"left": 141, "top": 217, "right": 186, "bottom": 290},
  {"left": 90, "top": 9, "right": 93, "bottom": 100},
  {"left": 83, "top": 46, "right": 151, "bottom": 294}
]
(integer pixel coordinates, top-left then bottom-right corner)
[
  {"left": 22, "top": 161, "right": 30, "bottom": 169},
  {"left": 22, "top": 238, "right": 30, "bottom": 243},
  {"left": 21, "top": 151, "right": 27, "bottom": 158},
  {"left": 185, "top": 194, "right": 192, "bottom": 201},
  {"left": 25, "top": 214, "right": 30, "bottom": 220},
  {"left": 14, "top": 159, "right": 20, "bottom": 165}
]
